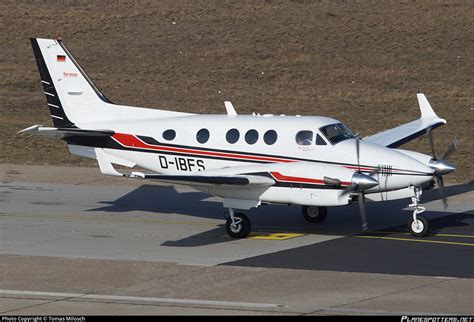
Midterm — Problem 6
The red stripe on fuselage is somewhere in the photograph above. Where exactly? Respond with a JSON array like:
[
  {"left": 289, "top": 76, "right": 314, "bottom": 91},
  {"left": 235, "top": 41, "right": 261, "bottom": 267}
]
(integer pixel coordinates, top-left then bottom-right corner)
[
  {"left": 112, "top": 133, "right": 294, "bottom": 163},
  {"left": 270, "top": 172, "right": 351, "bottom": 186},
  {"left": 112, "top": 133, "right": 384, "bottom": 175}
]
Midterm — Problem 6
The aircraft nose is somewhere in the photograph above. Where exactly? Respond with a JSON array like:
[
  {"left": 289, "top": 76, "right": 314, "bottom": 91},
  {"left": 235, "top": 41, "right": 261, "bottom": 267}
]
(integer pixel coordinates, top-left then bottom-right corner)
[
  {"left": 429, "top": 159, "right": 456, "bottom": 175},
  {"left": 351, "top": 172, "right": 379, "bottom": 190}
]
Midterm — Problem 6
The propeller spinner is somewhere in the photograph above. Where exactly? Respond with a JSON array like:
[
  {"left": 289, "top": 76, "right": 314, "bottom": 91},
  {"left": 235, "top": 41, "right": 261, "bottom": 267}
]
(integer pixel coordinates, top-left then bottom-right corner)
[{"left": 341, "top": 138, "right": 379, "bottom": 231}]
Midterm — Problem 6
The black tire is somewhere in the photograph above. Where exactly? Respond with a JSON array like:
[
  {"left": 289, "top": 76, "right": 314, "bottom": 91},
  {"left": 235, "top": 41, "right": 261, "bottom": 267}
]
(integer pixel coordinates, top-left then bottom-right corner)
[
  {"left": 226, "top": 213, "right": 251, "bottom": 238},
  {"left": 302, "top": 206, "right": 328, "bottom": 223},
  {"left": 408, "top": 215, "right": 429, "bottom": 237}
]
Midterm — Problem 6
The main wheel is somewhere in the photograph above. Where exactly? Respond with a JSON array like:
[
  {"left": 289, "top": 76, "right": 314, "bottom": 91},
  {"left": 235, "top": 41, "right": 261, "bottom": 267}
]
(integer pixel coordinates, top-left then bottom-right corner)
[
  {"left": 302, "top": 206, "right": 328, "bottom": 223},
  {"left": 226, "top": 213, "right": 251, "bottom": 238},
  {"left": 408, "top": 215, "right": 429, "bottom": 237}
]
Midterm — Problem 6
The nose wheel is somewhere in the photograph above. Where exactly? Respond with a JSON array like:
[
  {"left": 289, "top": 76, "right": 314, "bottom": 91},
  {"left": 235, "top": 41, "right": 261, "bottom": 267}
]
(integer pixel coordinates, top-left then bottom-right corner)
[
  {"left": 407, "top": 186, "right": 429, "bottom": 237},
  {"left": 408, "top": 215, "right": 428, "bottom": 237},
  {"left": 225, "top": 208, "right": 251, "bottom": 238}
]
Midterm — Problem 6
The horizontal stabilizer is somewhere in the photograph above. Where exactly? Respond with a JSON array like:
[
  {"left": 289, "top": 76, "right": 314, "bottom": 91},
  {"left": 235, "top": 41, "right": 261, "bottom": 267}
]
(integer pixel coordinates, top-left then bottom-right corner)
[{"left": 17, "top": 125, "right": 114, "bottom": 139}]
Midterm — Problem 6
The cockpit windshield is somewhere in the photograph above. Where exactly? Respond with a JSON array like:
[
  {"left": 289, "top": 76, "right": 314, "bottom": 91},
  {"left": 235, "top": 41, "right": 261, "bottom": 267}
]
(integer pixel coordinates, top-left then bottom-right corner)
[{"left": 319, "top": 123, "right": 356, "bottom": 144}]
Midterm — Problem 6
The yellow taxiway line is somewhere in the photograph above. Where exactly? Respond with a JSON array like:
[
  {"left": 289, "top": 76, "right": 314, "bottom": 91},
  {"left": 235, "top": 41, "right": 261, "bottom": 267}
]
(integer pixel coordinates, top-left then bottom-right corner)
[
  {"left": 354, "top": 235, "right": 474, "bottom": 247},
  {"left": 2, "top": 213, "right": 474, "bottom": 244},
  {"left": 374, "top": 231, "right": 474, "bottom": 239},
  {"left": 249, "top": 232, "right": 305, "bottom": 241}
]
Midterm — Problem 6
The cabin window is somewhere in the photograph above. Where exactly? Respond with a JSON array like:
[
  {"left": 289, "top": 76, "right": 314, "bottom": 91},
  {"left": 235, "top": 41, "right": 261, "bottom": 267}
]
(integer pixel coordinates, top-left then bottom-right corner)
[
  {"left": 316, "top": 134, "right": 327, "bottom": 145},
  {"left": 196, "top": 128, "right": 210, "bottom": 144},
  {"left": 263, "top": 130, "right": 277, "bottom": 145},
  {"left": 162, "top": 129, "right": 176, "bottom": 141},
  {"left": 245, "top": 129, "right": 259, "bottom": 145},
  {"left": 226, "top": 128, "right": 240, "bottom": 144},
  {"left": 296, "top": 130, "right": 313, "bottom": 145}
]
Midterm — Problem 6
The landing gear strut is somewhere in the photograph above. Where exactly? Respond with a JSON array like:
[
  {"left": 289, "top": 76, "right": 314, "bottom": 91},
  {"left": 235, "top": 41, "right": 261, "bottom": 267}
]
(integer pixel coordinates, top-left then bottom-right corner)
[
  {"left": 225, "top": 208, "right": 251, "bottom": 238},
  {"left": 407, "top": 186, "right": 429, "bottom": 237}
]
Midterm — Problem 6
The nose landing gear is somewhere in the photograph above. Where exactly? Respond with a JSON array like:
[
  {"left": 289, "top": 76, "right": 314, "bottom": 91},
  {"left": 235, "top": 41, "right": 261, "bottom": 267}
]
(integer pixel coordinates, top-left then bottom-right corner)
[{"left": 407, "top": 186, "right": 429, "bottom": 237}]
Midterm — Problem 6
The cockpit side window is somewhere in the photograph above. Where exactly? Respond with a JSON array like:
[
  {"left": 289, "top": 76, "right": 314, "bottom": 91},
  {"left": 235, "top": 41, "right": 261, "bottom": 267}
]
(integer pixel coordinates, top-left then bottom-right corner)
[
  {"left": 316, "top": 133, "right": 327, "bottom": 145},
  {"left": 320, "top": 123, "right": 356, "bottom": 144},
  {"left": 296, "top": 130, "right": 314, "bottom": 146}
]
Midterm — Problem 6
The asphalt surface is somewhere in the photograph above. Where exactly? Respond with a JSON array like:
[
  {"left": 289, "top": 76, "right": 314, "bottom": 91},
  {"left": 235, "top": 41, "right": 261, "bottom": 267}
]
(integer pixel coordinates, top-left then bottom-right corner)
[{"left": 0, "top": 164, "right": 473, "bottom": 315}]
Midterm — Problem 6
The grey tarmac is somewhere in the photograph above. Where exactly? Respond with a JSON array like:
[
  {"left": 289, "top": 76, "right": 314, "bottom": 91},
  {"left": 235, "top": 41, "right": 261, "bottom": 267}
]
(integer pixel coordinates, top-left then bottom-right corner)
[{"left": 0, "top": 164, "right": 473, "bottom": 315}]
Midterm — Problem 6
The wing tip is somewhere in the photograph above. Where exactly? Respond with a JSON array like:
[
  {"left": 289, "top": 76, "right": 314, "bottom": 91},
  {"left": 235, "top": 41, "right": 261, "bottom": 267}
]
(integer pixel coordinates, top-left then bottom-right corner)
[{"left": 417, "top": 93, "right": 442, "bottom": 120}]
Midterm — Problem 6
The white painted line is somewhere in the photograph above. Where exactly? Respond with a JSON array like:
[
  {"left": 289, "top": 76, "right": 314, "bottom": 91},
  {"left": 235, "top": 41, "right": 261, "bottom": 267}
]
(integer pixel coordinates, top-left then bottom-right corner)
[
  {"left": 44, "top": 92, "right": 54, "bottom": 97},
  {"left": 51, "top": 115, "right": 63, "bottom": 120},
  {"left": 433, "top": 276, "right": 457, "bottom": 280},
  {"left": 325, "top": 306, "right": 449, "bottom": 316},
  {"left": 41, "top": 80, "right": 50, "bottom": 85},
  {"left": 0, "top": 290, "right": 284, "bottom": 309},
  {"left": 48, "top": 103, "right": 59, "bottom": 109}
]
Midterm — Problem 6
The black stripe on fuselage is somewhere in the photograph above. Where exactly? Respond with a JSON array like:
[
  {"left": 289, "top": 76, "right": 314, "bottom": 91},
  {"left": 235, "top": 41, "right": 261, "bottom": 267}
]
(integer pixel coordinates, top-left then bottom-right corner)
[
  {"left": 133, "top": 136, "right": 431, "bottom": 176},
  {"left": 64, "top": 135, "right": 434, "bottom": 177}
]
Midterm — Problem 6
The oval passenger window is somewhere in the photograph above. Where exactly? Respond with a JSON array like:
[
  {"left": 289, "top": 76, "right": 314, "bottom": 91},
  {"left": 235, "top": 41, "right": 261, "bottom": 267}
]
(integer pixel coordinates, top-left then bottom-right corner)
[
  {"left": 226, "top": 129, "right": 240, "bottom": 144},
  {"left": 162, "top": 129, "right": 176, "bottom": 141},
  {"left": 245, "top": 129, "right": 259, "bottom": 145},
  {"left": 263, "top": 130, "right": 277, "bottom": 145},
  {"left": 196, "top": 128, "right": 210, "bottom": 144}
]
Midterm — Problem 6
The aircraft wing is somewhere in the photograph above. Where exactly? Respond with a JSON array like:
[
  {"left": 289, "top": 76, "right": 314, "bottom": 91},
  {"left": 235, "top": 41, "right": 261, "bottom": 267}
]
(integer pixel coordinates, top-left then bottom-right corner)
[
  {"left": 126, "top": 172, "right": 275, "bottom": 187},
  {"left": 363, "top": 94, "right": 446, "bottom": 148}
]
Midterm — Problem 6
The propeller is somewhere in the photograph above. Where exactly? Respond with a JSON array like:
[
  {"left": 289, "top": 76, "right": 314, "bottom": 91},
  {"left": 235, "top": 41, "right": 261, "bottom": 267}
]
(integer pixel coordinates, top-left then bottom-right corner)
[
  {"left": 341, "top": 137, "right": 379, "bottom": 231},
  {"left": 426, "top": 128, "right": 459, "bottom": 209}
]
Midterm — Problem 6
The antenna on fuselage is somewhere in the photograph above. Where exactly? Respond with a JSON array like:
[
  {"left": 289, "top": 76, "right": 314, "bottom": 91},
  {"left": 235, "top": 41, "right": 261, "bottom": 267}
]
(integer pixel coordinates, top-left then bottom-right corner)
[{"left": 224, "top": 101, "right": 237, "bottom": 116}]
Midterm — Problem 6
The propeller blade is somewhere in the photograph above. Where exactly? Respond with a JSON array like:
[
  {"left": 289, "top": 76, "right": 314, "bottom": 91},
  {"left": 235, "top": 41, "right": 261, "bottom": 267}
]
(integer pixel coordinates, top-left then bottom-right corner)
[
  {"left": 436, "top": 175, "right": 448, "bottom": 209},
  {"left": 341, "top": 183, "right": 359, "bottom": 196},
  {"left": 427, "top": 128, "right": 437, "bottom": 159},
  {"left": 441, "top": 137, "right": 459, "bottom": 160},
  {"left": 356, "top": 137, "right": 361, "bottom": 172},
  {"left": 358, "top": 192, "right": 369, "bottom": 231}
]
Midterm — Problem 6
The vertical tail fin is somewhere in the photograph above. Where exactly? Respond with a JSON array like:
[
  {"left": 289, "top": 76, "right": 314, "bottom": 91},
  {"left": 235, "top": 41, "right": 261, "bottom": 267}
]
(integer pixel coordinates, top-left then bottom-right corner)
[
  {"left": 30, "top": 38, "right": 115, "bottom": 127},
  {"left": 30, "top": 38, "right": 75, "bottom": 128},
  {"left": 30, "top": 37, "right": 194, "bottom": 127}
]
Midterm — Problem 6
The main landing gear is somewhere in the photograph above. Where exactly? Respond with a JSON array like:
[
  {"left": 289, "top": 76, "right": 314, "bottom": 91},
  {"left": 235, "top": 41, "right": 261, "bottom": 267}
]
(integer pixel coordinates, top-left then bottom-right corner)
[
  {"left": 302, "top": 206, "right": 328, "bottom": 223},
  {"left": 224, "top": 206, "right": 329, "bottom": 239},
  {"left": 407, "top": 186, "right": 429, "bottom": 237},
  {"left": 225, "top": 208, "right": 251, "bottom": 238}
]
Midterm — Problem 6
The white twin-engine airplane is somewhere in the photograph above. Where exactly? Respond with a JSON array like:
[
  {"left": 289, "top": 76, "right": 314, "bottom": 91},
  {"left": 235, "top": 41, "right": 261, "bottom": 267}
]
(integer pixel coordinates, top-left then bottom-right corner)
[{"left": 20, "top": 38, "right": 459, "bottom": 238}]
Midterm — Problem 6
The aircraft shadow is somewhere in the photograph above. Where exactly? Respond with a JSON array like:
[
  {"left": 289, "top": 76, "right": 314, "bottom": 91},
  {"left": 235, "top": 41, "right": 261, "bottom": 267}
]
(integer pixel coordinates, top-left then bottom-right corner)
[
  {"left": 87, "top": 183, "right": 473, "bottom": 247},
  {"left": 88, "top": 184, "right": 225, "bottom": 219}
]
